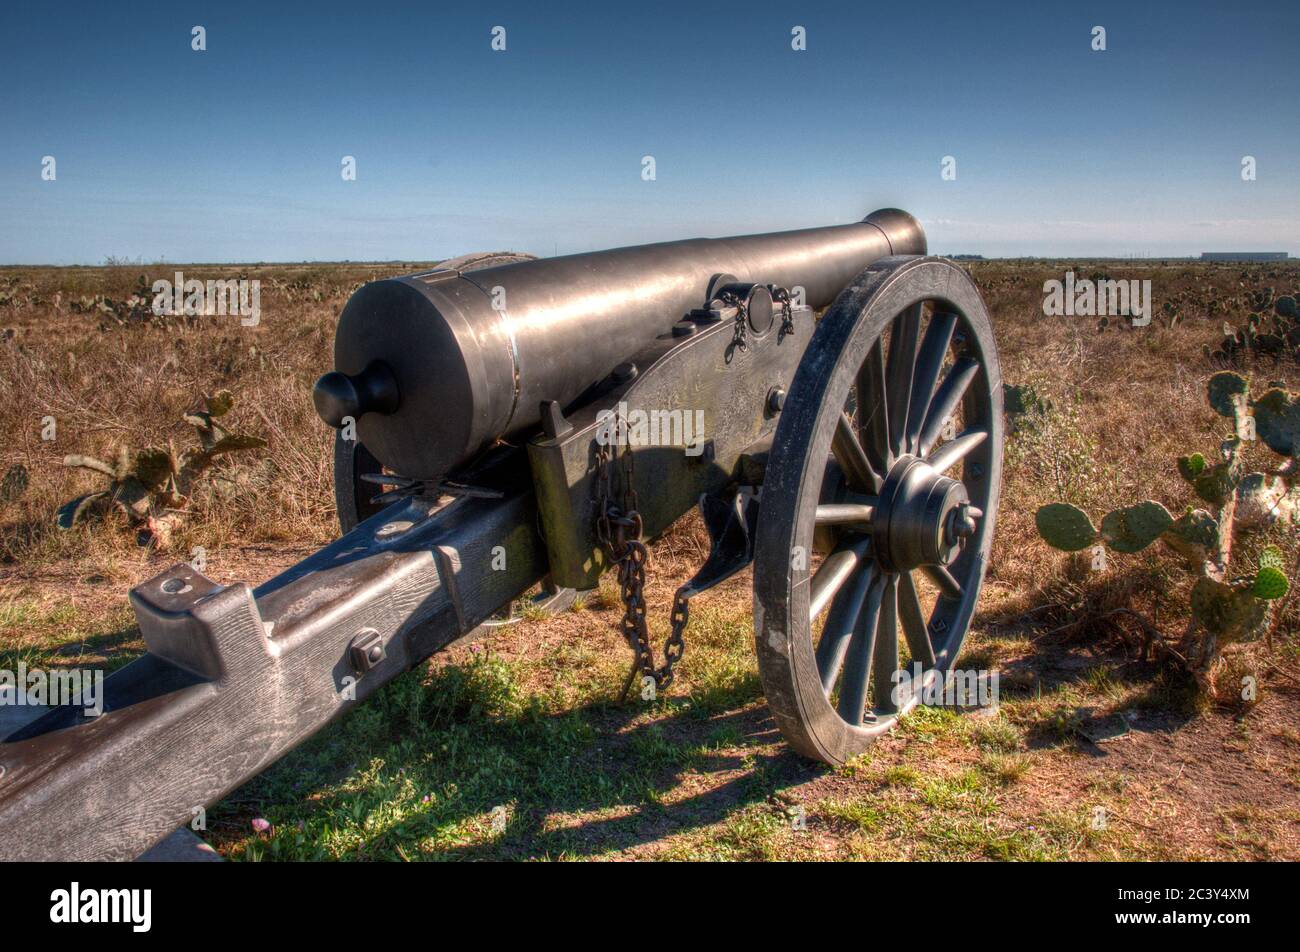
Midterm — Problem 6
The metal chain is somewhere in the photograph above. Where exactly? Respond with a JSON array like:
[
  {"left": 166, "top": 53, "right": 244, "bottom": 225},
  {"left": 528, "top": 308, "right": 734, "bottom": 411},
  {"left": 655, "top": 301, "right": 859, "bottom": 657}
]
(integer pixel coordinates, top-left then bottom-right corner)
[
  {"left": 593, "top": 421, "right": 689, "bottom": 701},
  {"left": 597, "top": 286, "right": 794, "bottom": 699},
  {"left": 773, "top": 286, "right": 795, "bottom": 339},
  {"left": 719, "top": 290, "right": 748, "bottom": 352}
]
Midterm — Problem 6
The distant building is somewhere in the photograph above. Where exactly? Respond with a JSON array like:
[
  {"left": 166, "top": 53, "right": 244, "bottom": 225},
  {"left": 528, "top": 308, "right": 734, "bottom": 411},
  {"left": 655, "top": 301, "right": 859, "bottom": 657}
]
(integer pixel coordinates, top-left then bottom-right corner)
[{"left": 1200, "top": 252, "right": 1290, "bottom": 262}]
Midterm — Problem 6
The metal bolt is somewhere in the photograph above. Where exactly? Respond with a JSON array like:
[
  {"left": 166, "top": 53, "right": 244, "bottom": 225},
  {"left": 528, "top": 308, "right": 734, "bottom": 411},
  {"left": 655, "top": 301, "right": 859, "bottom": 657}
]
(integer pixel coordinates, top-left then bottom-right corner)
[
  {"left": 350, "top": 629, "right": 385, "bottom": 674},
  {"left": 946, "top": 503, "right": 981, "bottom": 544},
  {"left": 767, "top": 387, "right": 786, "bottom": 413}
]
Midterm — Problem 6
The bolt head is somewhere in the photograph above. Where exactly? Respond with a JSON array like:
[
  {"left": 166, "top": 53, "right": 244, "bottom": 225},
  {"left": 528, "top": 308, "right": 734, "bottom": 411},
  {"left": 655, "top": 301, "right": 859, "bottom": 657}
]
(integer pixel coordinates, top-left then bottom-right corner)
[
  {"left": 350, "top": 629, "right": 385, "bottom": 673},
  {"left": 946, "top": 503, "right": 979, "bottom": 544}
]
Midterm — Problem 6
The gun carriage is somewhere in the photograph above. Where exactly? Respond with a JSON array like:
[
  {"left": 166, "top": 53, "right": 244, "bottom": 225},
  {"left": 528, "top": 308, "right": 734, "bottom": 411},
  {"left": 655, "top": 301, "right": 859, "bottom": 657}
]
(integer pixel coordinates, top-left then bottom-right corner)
[{"left": 0, "top": 208, "right": 1002, "bottom": 859}]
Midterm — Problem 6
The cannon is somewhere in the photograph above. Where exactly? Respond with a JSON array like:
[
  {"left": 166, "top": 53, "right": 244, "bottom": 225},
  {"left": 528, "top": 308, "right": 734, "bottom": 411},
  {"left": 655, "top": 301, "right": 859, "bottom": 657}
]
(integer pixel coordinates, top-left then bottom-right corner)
[{"left": 0, "top": 208, "right": 1002, "bottom": 860}]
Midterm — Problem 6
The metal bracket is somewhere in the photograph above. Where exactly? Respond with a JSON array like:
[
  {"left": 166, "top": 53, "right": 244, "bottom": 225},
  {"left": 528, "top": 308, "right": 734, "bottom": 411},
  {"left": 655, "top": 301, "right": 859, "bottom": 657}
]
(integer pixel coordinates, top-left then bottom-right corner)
[
  {"left": 526, "top": 299, "right": 812, "bottom": 590},
  {"left": 678, "top": 487, "right": 761, "bottom": 601}
]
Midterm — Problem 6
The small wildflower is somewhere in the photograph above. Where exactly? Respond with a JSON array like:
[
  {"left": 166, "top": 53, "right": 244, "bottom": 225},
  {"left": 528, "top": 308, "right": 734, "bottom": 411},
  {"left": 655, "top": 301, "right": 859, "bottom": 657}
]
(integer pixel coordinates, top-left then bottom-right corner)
[{"left": 251, "top": 817, "right": 271, "bottom": 833}]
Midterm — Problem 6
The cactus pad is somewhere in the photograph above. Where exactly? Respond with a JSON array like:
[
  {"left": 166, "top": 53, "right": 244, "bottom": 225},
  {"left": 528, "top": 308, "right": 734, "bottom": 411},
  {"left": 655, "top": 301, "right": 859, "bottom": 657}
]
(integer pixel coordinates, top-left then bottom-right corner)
[
  {"left": 1252, "top": 388, "right": 1299, "bottom": 457},
  {"left": 133, "top": 448, "right": 175, "bottom": 490},
  {"left": 1190, "top": 577, "right": 1268, "bottom": 643},
  {"left": 1207, "top": 371, "right": 1248, "bottom": 418},
  {"left": 207, "top": 389, "right": 235, "bottom": 417},
  {"left": 1176, "top": 452, "right": 1206, "bottom": 482},
  {"left": 1099, "top": 500, "right": 1174, "bottom": 553},
  {"left": 1258, "top": 544, "right": 1285, "bottom": 571},
  {"left": 55, "top": 491, "right": 110, "bottom": 528},
  {"left": 1251, "top": 566, "right": 1289, "bottom": 600},
  {"left": 1161, "top": 509, "right": 1219, "bottom": 565},
  {"left": 1035, "top": 503, "right": 1098, "bottom": 551},
  {"left": 1190, "top": 461, "right": 1236, "bottom": 506}
]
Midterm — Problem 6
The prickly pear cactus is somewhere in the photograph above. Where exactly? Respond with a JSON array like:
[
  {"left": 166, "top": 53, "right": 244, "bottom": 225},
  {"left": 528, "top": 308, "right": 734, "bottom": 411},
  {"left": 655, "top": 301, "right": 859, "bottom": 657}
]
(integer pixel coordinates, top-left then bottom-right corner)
[
  {"left": 1034, "top": 373, "right": 1297, "bottom": 688},
  {"left": 1252, "top": 388, "right": 1299, "bottom": 457},
  {"left": 1162, "top": 508, "right": 1220, "bottom": 567},
  {"left": 1034, "top": 503, "right": 1097, "bottom": 551},
  {"left": 56, "top": 389, "right": 266, "bottom": 547},
  {"left": 1207, "top": 289, "right": 1300, "bottom": 366},
  {"left": 1207, "top": 370, "right": 1248, "bottom": 418},
  {"left": 1099, "top": 501, "right": 1174, "bottom": 553}
]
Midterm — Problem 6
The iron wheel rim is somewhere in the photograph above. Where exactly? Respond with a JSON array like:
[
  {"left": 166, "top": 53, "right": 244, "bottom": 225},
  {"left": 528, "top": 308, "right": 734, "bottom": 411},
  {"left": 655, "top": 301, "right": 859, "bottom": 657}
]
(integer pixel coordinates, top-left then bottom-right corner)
[{"left": 753, "top": 256, "right": 1003, "bottom": 764}]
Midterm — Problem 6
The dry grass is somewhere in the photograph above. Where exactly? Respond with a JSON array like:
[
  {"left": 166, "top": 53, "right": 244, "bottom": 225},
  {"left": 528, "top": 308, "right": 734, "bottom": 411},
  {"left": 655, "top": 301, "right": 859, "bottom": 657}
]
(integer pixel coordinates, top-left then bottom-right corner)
[{"left": 1, "top": 257, "right": 1297, "bottom": 860}]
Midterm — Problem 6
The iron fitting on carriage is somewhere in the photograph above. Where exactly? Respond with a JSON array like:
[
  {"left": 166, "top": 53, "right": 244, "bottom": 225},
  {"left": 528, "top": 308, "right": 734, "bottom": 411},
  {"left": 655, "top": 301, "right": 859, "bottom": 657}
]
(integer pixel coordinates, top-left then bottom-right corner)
[{"left": 871, "top": 455, "right": 979, "bottom": 573}]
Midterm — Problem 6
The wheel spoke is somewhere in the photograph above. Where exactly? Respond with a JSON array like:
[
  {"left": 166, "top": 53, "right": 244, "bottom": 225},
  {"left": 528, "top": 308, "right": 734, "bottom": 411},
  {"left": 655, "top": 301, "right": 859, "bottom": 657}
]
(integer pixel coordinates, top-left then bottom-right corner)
[
  {"left": 898, "top": 571, "right": 935, "bottom": 668},
  {"left": 905, "top": 312, "right": 957, "bottom": 454},
  {"left": 918, "top": 356, "right": 979, "bottom": 457},
  {"left": 871, "top": 575, "right": 900, "bottom": 715},
  {"left": 885, "top": 304, "right": 922, "bottom": 458},
  {"left": 856, "top": 339, "right": 890, "bottom": 474},
  {"left": 836, "top": 571, "right": 885, "bottom": 725},
  {"left": 814, "top": 502, "right": 875, "bottom": 526},
  {"left": 920, "top": 564, "right": 964, "bottom": 601},
  {"left": 832, "top": 413, "right": 882, "bottom": 493},
  {"left": 925, "top": 428, "right": 987, "bottom": 474},
  {"left": 816, "top": 563, "right": 877, "bottom": 691},
  {"left": 809, "top": 536, "right": 869, "bottom": 619}
]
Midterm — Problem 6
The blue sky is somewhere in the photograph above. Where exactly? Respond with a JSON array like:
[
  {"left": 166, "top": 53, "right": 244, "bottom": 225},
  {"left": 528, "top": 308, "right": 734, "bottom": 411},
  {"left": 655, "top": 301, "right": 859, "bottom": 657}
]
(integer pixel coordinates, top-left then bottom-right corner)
[{"left": 0, "top": 1, "right": 1296, "bottom": 263}]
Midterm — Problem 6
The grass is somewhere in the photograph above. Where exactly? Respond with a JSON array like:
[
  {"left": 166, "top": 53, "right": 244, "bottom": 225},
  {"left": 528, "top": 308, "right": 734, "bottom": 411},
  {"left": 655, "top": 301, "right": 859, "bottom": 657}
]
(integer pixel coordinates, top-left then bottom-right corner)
[{"left": 2, "top": 259, "right": 1298, "bottom": 861}]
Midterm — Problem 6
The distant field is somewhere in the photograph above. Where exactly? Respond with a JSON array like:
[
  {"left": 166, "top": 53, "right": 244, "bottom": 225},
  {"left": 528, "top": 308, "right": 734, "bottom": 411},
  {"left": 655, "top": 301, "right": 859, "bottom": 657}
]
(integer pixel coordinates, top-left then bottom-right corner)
[{"left": 1, "top": 259, "right": 1297, "bottom": 860}]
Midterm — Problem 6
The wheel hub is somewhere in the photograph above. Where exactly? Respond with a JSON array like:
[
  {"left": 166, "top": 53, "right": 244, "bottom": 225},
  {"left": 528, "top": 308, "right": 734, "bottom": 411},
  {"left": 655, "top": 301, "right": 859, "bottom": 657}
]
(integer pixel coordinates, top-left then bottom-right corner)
[{"left": 871, "top": 455, "right": 976, "bottom": 572}]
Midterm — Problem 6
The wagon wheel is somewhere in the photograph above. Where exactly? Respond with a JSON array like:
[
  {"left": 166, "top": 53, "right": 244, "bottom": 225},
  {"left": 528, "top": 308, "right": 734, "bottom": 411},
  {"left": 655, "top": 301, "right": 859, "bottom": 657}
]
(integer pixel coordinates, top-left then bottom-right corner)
[
  {"left": 333, "top": 435, "right": 388, "bottom": 532},
  {"left": 753, "top": 256, "right": 1002, "bottom": 764},
  {"left": 333, "top": 251, "right": 538, "bottom": 533}
]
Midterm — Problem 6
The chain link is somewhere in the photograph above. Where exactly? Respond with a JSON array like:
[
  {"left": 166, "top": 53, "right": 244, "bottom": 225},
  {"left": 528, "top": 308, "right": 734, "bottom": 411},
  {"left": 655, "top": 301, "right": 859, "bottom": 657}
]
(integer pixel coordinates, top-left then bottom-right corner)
[
  {"left": 773, "top": 286, "right": 795, "bottom": 339},
  {"left": 594, "top": 288, "right": 793, "bottom": 701},
  {"left": 719, "top": 289, "right": 748, "bottom": 353},
  {"left": 594, "top": 420, "right": 688, "bottom": 701}
]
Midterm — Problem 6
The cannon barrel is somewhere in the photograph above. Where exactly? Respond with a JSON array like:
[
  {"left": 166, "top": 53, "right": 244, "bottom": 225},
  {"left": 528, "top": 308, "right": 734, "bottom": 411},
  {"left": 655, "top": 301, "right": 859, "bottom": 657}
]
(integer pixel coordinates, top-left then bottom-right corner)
[{"left": 315, "top": 208, "right": 926, "bottom": 480}]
